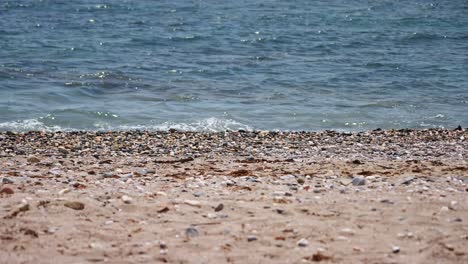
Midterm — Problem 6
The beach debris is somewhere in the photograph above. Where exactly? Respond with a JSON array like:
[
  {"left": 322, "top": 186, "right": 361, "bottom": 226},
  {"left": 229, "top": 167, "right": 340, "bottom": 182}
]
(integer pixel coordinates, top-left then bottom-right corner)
[
  {"left": 185, "top": 226, "right": 199, "bottom": 237},
  {"left": 64, "top": 201, "right": 85, "bottom": 210},
  {"left": 297, "top": 238, "right": 309, "bottom": 247}
]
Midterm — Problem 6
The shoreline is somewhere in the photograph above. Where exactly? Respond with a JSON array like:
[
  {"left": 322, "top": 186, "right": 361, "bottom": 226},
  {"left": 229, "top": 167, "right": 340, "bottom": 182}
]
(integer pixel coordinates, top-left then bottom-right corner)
[{"left": 1, "top": 128, "right": 467, "bottom": 263}]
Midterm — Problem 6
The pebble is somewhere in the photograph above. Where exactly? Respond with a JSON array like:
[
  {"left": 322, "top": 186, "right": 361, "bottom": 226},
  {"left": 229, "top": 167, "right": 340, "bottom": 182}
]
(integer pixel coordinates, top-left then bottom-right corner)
[
  {"left": 27, "top": 156, "right": 41, "bottom": 163},
  {"left": 339, "top": 228, "right": 355, "bottom": 236},
  {"left": 121, "top": 195, "right": 132, "bottom": 204},
  {"left": 297, "top": 238, "right": 309, "bottom": 247},
  {"left": 102, "top": 172, "right": 115, "bottom": 178},
  {"left": 313, "top": 188, "right": 324, "bottom": 193},
  {"left": 185, "top": 226, "right": 199, "bottom": 237},
  {"left": 2, "top": 177, "right": 14, "bottom": 184},
  {"left": 184, "top": 200, "right": 201, "bottom": 207},
  {"left": 57, "top": 147, "right": 69, "bottom": 155},
  {"left": 64, "top": 201, "right": 85, "bottom": 210},
  {"left": 193, "top": 191, "right": 204, "bottom": 197},
  {"left": 351, "top": 177, "right": 366, "bottom": 186},
  {"left": 214, "top": 203, "right": 224, "bottom": 212},
  {"left": 448, "top": 201, "right": 457, "bottom": 210},
  {"left": 0, "top": 187, "right": 14, "bottom": 195},
  {"left": 280, "top": 175, "right": 295, "bottom": 180},
  {"left": 247, "top": 235, "right": 257, "bottom": 242},
  {"left": 58, "top": 188, "right": 71, "bottom": 195},
  {"left": 392, "top": 246, "right": 400, "bottom": 253}
]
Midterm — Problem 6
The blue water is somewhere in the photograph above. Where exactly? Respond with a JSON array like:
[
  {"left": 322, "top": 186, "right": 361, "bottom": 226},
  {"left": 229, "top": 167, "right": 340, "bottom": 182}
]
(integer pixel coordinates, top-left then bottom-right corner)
[{"left": 1, "top": 0, "right": 467, "bottom": 131}]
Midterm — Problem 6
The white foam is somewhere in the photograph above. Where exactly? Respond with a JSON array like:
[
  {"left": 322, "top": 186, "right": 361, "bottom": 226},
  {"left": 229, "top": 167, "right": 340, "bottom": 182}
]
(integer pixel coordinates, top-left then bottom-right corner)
[
  {"left": 117, "top": 117, "right": 252, "bottom": 132},
  {"left": 0, "top": 119, "right": 65, "bottom": 132},
  {"left": 0, "top": 117, "right": 252, "bottom": 132}
]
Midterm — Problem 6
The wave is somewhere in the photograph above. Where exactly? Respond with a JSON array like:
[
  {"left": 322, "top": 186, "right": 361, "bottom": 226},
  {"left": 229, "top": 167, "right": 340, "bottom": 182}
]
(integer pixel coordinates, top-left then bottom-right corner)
[
  {"left": 0, "top": 119, "right": 65, "bottom": 132},
  {"left": 0, "top": 117, "right": 252, "bottom": 132}
]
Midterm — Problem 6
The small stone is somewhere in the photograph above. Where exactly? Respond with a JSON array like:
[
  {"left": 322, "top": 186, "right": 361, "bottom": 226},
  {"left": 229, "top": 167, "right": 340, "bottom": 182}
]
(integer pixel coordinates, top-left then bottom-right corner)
[
  {"left": 193, "top": 191, "right": 204, "bottom": 197},
  {"left": 351, "top": 177, "right": 366, "bottom": 186},
  {"left": 313, "top": 188, "right": 323, "bottom": 193},
  {"left": 47, "top": 227, "right": 58, "bottom": 234},
  {"left": 2, "top": 178, "right": 14, "bottom": 184},
  {"left": 58, "top": 188, "right": 71, "bottom": 195},
  {"left": 297, "top": 178, "right": 305, "bottom": 184},
  {"left": 184, "top": 200, "right": 201, "bottom": 207},
  {"left": 339, "top": 228, "right": 355, "bottom": 236},
  {"left": 297, "top": 238, "right": 309, "bottom": 247},
  {"left": 27, "top": 156, "right": 41, "bottom": 163},
  {"left": 392, "top": 246, "right": 400, "bottom": 253},
  {"left": 280, "top": 175, "right": 295, "bottom": 180},
  {"left": 57, "top": 147, "right": 69, "bottom": 155},
  {"left": 309, "top": 251, "right": 332, "bottom": 262},
  {"left": 247, "top": 235, "right": 257, "bottom": 242},
  {"left": 22, "top": 228, "right": 38, "bottom": 238},
  {"left": 102, "top": 172, "right": 115, "bottom": 178},
  {"left": 380, "top": 199, "right": 394, "bottom": 204},
  {"left": 157, "top": 207, "right": 170, "bottom": 213},
  {"left": 0, "top": 187, "right": 14, "bottom": 195},
  {"left": 185, "top": 227, "right": 199, "bottom": 237},
  {"left": 64, "top": 201, "right": 85, "bottom": 210},
  {"left": 449, "top": 201, "right": 458, "bottom": 210},
  {"left": 121, "top": 195, "right": 132, "bottom": 204},
  {"left": 214, "top": 203, "right": 224, "bottom": 212}
]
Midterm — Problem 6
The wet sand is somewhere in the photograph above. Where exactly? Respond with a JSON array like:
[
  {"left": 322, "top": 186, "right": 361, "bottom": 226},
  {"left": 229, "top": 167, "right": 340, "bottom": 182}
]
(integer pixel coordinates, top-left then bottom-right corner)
[{"left": 1, "top": 129, "right": 467, "bottom": 263}]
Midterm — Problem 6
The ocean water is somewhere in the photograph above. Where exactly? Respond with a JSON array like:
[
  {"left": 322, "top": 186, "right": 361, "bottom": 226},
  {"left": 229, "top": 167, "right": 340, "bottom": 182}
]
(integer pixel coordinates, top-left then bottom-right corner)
[{"left": 1, "top": 0, "right": 467, "bottom": 132}]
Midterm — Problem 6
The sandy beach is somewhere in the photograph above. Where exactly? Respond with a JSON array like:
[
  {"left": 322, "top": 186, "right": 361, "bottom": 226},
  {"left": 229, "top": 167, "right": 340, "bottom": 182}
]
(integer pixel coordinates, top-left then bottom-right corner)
[{"left": 0, "top": 128, "right": 467, "bottom": 263}]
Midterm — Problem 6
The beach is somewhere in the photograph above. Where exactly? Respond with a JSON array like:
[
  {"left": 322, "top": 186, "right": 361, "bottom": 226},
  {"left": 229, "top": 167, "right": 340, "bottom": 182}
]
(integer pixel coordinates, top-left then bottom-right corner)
[{"left": 0, "top": 128, "right": 467, "bottom": 263}]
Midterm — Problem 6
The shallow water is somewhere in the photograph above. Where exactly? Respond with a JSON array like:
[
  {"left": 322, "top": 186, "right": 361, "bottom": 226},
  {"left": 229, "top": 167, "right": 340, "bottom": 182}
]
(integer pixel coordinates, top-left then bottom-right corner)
[{"left": 1, "top": 0, "right": 467, "bottom": 131}]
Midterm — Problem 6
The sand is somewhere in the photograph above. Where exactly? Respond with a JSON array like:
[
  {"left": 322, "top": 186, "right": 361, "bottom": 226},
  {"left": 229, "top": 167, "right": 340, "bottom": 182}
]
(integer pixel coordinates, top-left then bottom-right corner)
[{"left": 0, "top": 128, "right": 467, "bottom": 263}]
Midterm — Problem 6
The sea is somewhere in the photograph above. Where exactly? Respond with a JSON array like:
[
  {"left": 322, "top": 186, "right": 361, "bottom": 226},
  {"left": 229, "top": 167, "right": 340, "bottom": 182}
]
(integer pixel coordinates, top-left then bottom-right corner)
[{"left": 1, "top": 0, "right": 467, "bottom": 132}]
